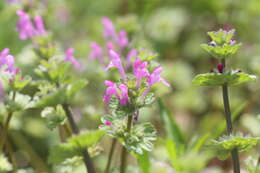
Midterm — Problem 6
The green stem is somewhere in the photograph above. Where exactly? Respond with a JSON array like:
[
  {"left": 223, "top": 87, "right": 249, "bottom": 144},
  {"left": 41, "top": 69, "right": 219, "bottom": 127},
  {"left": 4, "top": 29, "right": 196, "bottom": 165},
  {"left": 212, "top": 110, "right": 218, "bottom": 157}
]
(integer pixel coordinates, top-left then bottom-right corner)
[
  {"left": 0, "top": 91, "right": 16, "bottom": 151},
  {"left": 105, "top": 138, "right": 117, "bottom": 173},
  {"left": 221, "top": 59, "right": 240, "bottom": 173},
  {"left": 62, "top": 104, "right": 96, "bottom": 173},
  {"left": 120, "top": 115, "right": 133, "bottom": 173}
]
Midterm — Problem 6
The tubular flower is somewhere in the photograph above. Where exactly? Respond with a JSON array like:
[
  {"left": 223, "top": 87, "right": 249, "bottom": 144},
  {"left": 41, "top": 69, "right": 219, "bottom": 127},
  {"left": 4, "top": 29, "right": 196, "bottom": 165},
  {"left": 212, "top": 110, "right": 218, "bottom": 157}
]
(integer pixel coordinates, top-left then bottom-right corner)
[
  {"left": 89, "top": 42, "right": 103, "bottom": 62},
  {"left": 118, "top": 30, "right": 129, "bottom": 48},
  {"left": 103, "top": 80, "right": 117, "bottom": 104},
  {"left": 118, "top": 84, "right": 129, "bottom": 105},
  {"left": 133, "top": 59, "right": 149, "bottom": 88},
  {"left": 147, "top": 67, "right": 170, "bottom": 87},
  {"left": 64, "top": 48, "right": 81, "bottom": 69},
  {"left": 106, "top": 50, "right": 126, "bottom": 81},
  {"left": 0, "top": 48, "right": 18, "bottom": 75},
  {"left": 16, "top": 10, "right": 46, "bottom": 40},
  {"left": 102, "top": 17, "right": 117, "bottom": 40}
]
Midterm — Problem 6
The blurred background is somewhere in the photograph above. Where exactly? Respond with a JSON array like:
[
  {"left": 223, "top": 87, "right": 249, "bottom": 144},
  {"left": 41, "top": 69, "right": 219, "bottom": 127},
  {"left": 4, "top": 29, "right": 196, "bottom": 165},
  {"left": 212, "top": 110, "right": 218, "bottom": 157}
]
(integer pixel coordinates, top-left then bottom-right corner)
[{"left": 0, "top": 0, "right": 260, "bottom": 172}]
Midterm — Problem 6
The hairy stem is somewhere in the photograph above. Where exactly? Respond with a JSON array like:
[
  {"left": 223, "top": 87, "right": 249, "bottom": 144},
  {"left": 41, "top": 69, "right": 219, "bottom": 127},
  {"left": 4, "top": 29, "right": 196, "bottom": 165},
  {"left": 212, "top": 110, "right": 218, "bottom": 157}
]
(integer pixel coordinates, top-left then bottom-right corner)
[
  {"left": 62, "top": 104, "right": 96, "bottom": 173},
  {"left": 105, "top": 138, "right": 117, "bottom": 173},
  {"left": 221, "top": 59, "right": 240, "bottom": 173},
  {"left": 120, "top": 115, "right": 133, "bottom": 173}
]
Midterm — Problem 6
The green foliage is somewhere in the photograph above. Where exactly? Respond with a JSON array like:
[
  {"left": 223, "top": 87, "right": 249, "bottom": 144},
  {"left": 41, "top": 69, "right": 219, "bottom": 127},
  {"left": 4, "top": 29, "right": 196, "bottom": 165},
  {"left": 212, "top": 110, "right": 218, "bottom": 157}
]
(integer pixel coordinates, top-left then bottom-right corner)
[
  {"left": 136, "top": 151, "right": 151, "bottom": 173},
  {"left": 49, "top": 130, "right": 105, "bottom": 164},
  {"left": 13, "top": 74, "right": 32, "bottom": 91},
  {"left": 65, "top": 80, "right": 88, "bottom": 99},
  {"left": 245, "top": 156, "right": 260, "bottom": 173},
  {"left": 0, "top": 153, "right": 12, "bottom": 173},
  {"left": 68, "top": 130, "right": 105, "bottom": 150},
  {"left": 157, "top": 99, "right": 185, "bottom": 148},
  {"left": 5, "top": 92, "right": 34, "bottom": 112},
  {"left": 41, "top": 105, "right": 67, "bottom": 130},
  {"left": 210, "top": 133, "right": 260, "bottom": 160},
  {"left": 201, "top": 29, "right": 242, "bottom": 59},
  {"left": 33, "top": 88, "right": 67, "bottom": 108},
  {"left": 123, "top": 123, "right": 156, "bottom": 155},
  {"left": 192, "top": 72, "right": 256, "bottom": 87}
]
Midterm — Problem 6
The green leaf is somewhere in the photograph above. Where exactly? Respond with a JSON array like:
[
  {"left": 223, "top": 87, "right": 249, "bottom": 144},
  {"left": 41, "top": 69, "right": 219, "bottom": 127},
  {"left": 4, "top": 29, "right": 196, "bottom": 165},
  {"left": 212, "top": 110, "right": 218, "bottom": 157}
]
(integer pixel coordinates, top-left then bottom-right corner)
[
  {"left": 48, "top": 143, "right": 80, "bottom": 164},
  {"left": 136, "top": 151, "right": 151, "bottom": 173},
  {"left": 207, "top": 29, "right": 235, "bottom": 45},
  {"left": 66, "top": 80, "right": 88, "bottom": 100},
  {"left": 192, "top": 72, "right": 256, "bottom": 87},
  {"left": 33, "top": 88, "right": 66, "bottom": 108},
  {"left": 68, "top": 130, "right": 105, "bottom": 150},
  {"left": 49, "top": 130, "right": 104, "bottom": 164},
  {"left": 13, "top": 75, "right": 32, "bottom": 91},
  {"left": 123, "top": 123, "right": 156, "bottom": 155},
  {"left": 143, "top": 93, "right": 155, "bottom": 106},
  {"left": 166, "top": 139, "right": 181, "bottom": 171},
  {"left": 201, "top": 43, "right": 241, "bottom": 59},
  {"left": 157, "top": 98, "right": 185, "bottom": 148},
  {"left": 41, "top": 105, "right": 67, "bottom": 130},
  {"left": 5, "top": 92, "right": 34, "bottom": 112},
  {"left": 210, "top": 133, "right": 260, "bottom": 160}
]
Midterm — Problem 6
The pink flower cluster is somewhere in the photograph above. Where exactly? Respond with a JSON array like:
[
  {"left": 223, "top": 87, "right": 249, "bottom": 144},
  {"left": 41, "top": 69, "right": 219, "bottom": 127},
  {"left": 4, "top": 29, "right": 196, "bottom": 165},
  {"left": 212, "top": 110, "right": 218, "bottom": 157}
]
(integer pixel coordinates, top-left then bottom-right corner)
[
  {"left": 16, "top": 10, "right": 46, "bottom": 40},
  {"left": 103, "top": 50, "right": 170, "bottom": 106},
  {"left": 88, "top": 17, "right": 136, "bottom": 67}
]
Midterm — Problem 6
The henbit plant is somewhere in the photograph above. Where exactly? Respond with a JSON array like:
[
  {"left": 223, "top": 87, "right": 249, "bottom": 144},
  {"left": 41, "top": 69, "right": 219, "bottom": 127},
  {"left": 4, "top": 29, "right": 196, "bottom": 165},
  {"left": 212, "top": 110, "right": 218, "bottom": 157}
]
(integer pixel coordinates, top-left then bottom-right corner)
[
  {"left": 192, "top": 29, "right": 259, "bottom": 173},
  {"left": 99, "top": 49, "right": 169, "bottom": 173},
  {"left": 0, "top": 48, "right": 32, "bottom": 171},
  {"left": 15, "top": 10, "right": 100, "bottom": 173}
]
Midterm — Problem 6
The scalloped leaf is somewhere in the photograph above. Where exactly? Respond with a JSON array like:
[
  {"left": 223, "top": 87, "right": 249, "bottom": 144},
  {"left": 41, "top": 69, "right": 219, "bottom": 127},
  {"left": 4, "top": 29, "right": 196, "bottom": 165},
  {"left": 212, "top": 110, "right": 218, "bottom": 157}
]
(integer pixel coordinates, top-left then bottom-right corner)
[
  {"left": 33, "top": 88, "right": 66, "bottom": 108},
  {"left": 41, "top": 105, "right": 67, "bottom": 130},
  {"left": 48, "top": 130, "right": 105, "bottom": 164},
  {"left": 201, "top": 43, "right": 241, "bottom": 59},
  {"left": 68, "top": 130, "right": 105, "bottom": 150},
  {"left": 192, "top": 72, "right": 256, "bottom": 86},
  {"left": 207, "top": 29, "right": 235, "bottom": 45},
  {"left": 209, "top": 134, "right": 260, "bottom": 160}
]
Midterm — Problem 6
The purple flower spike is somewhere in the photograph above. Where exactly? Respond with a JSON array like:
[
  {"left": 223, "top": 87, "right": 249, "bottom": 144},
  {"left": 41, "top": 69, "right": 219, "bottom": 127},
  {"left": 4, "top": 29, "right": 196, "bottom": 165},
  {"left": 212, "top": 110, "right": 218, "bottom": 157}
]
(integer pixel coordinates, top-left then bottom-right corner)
[
  {"left": 133, "top": 59, "right": 149, "bottom": 88},
  {"left": 103, "top": 80, "right": 117, "bottom": 103},
  {"left": 106, "top": 50, "right": 126, "bottom": 81},
  {"left": 34, "top": 16, "right": 46, "bottom": 36},
  {"left": 118, "top": 30, "right": 129, "bottom": 48},
  {"left": 102, "top": 17, "right": 116, "bottom": 40},
  {"left": 217, "top": 64, "right": 224, "bottom": 73},
  {"left": 89, "top": 42, "right": 103, "bottom": 61},
  {"left": 16, "top": 10, "right": 35, "bottom": 40},
  {"left": 147, "top": 67, "right": 170, "bottom": 87},
  {"left": 118, "top": 84, "right": 129, "bottom": 105},
  {"left": 64, "top": 48, "right": 81, "bottom": 69},
  {"left": 104, "top": 120, "right": 112, "bottom": 126}
]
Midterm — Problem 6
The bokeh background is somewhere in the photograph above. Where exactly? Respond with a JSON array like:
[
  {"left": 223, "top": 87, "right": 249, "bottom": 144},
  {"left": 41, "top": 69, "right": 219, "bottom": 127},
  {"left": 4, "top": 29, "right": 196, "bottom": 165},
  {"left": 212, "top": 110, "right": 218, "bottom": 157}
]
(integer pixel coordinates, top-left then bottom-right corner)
[{"left": 0, "top": 0, "right": 260, "bottom": 172}]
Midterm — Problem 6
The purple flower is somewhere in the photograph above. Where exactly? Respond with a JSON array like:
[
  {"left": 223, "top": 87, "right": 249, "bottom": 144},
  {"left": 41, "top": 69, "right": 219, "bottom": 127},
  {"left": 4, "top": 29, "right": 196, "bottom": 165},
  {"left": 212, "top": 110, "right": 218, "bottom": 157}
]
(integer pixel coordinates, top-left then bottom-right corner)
[
  {"left": 0, "top": 48, "right": 17, "bottom": 75},
  {"left": 34, "top": 16, "right": 46, "bottom": 36},
  {"left": 147, "top": 67, "right": 170, "bottom": 87},
  {"left": 102, "top": 17, "right": 116, "bottom": 40},
  {"left": 64, "top": 48, "right": 81, "bottom": 69},
  {"left": 106, "top": 50, "right": 126, "bottom": 81},
  {"left": 118, "top": 84, "right": 129, "bottom": 105},
  {"left": 133, "top": 59, "right": 149, "bottom": 88},
  {"left": 16, "top": 10, "right": 35, "bottom": 40},
  {"left": 103, "top": 80, "right": 117, "bottom": 103},
  {"left": 89, "top": 42, "right": 103, "bottom": 62},
  {"left": 127, "top": 49, "right": 137, "bottom": 67},
  {"left": 16, "top": 10, "right": 46, "bottom": 40},
  {"left": 118, "top": 30, "right": 128, "bottom": 48},
  {"left": 104, "top": 120, "right": 112, "bottom": 126}
]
